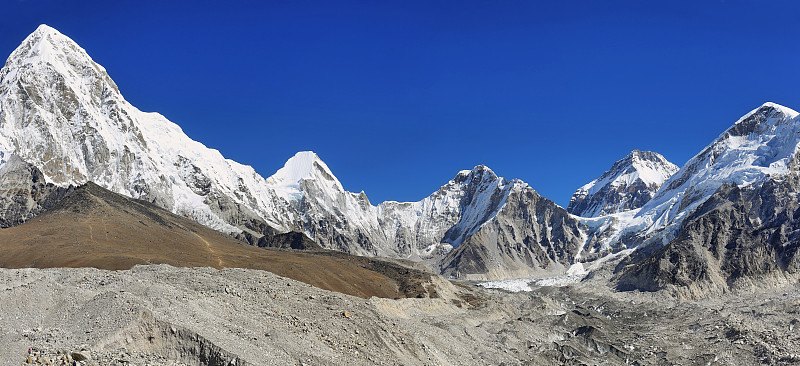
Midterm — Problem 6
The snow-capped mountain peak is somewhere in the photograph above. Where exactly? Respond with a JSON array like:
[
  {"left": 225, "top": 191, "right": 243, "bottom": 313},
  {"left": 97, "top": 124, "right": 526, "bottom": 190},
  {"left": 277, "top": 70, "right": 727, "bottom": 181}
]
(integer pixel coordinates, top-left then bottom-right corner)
[
  {"left": 568, "top": 150, "right": 678, "bottom": 217},
  {"left": 652, "top": 102, "right": 800, "bottom": 208},
  {"left": 747, "top": 101, "right": 798, "bottom": 121},
  {"left": 453, "top": 165, "right": 502, "bottom": 185},
  {"left": 12, "top": 24, "right": 73, "bottom": 60},
  {"left": 5, "top": 24, "right": 117, "bottom": 92},
  {"left": 266, "top": 151, "right": 344, "bottom": 201}
]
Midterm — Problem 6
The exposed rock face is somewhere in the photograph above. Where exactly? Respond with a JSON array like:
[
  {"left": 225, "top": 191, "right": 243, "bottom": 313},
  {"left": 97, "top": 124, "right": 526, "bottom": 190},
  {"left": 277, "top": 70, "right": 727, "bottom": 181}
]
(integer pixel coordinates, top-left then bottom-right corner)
[
  {"left": 0, "top": 154, "right": 72, "bottom": 227},
  {"left": 0, "top": 181, "right": 449, "bottom": 299},
  {"left": 257, "top": 231, "right": 321, "bottom": 251},
  {"left": 281, "top": 159, "right": 590, "bottom": 279},
  {"left": 617, "top": 171, "right": 800, "bottom": 297},
  {"left": 581, "top": 103, "right": 800, "bottom": 257},
  {"left": 568, "top": 150, "right": 677, "bottom": 217},
  {"left": 440, "top": 184, "right": 586, "bottom": 280},
  {"left": 605, "top": 103, "right": 800, "bottom": 297},
  {"left": 374, "top": 165, "right": 514, "bottom": 258}
]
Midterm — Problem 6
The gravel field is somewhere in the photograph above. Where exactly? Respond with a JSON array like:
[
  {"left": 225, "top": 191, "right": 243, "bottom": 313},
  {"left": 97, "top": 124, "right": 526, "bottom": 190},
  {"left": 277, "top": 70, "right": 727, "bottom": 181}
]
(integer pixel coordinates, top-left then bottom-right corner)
[{"left": 2, "top": 264, "right": 799, "bottom": 365}]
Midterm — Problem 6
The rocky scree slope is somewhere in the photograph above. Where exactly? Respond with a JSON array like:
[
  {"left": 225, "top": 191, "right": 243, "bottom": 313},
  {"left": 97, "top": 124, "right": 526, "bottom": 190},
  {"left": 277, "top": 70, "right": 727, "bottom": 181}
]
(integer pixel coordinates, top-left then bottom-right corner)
[
  {"left": 568, "top": 150, "right": 678, "bottom": 218},
  {"left": 7, "top": 265, "right": 800, "bottom": 366}
]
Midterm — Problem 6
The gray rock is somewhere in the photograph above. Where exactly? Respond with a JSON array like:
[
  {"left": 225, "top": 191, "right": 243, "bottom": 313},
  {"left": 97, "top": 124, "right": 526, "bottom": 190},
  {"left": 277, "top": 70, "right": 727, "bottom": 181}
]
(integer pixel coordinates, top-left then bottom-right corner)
[
  {"left": 617, "top": 167, "right": 800, "bottom": 297},
  {"left": 71, "top": 350, "right": 90, "bottom": 361},
  {"left": 440, "top": 184, "right": 586, "bottom": 280}
]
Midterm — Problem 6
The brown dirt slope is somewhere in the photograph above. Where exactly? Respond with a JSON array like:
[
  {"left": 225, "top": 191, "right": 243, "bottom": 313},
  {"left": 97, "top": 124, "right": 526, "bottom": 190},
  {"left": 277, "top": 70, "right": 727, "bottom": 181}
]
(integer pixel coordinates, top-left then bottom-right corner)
[{"left": 0, "top": 182, "right": 437, "bottom": 299}]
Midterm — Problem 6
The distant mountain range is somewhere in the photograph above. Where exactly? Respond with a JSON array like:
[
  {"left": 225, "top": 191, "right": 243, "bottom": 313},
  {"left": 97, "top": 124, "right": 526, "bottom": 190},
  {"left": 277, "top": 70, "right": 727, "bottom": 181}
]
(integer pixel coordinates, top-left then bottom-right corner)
[{"left": 3, "top": 25, "right": 800, "bottom": 292}]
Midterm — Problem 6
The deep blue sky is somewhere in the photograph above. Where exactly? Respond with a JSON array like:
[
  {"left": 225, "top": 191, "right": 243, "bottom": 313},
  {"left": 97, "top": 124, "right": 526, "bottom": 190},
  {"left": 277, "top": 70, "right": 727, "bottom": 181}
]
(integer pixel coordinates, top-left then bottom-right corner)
[{"left": 2, "top": 1, "right": 800, "bottom": 206}]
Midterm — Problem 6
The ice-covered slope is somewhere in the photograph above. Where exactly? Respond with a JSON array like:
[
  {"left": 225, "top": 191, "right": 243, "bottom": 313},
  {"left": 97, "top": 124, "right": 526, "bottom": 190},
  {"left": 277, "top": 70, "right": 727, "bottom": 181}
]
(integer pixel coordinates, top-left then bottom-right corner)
[
  {"left": 266, "top": 151, "right": 344, "bottom": 202},
  {"left": 0, "top": 24, "right": 294, "bottom": 234},
  {"left": 614, "top": 103, "right": 800, "bottom": 248},
  {"left": 568, "top": 150, "right": 678, "bottom": 217}
]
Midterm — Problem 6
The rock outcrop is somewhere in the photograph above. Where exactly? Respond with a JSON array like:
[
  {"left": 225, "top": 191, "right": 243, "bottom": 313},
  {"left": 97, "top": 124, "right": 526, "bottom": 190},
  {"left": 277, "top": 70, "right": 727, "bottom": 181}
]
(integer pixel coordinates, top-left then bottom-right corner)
[
  {"left": 617, "top": 170, "right": 800, "bottom": 297},
  {"left": 440, "top": 183, "right": 586, "bottom": 280}
]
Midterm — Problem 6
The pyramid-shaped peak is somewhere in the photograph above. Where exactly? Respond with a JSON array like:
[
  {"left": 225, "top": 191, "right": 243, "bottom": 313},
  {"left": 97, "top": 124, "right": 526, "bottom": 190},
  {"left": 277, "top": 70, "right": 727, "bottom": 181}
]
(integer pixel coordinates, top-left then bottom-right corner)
[
  {"left": 276, "top": 151, "right": 326, "bottom": 181},
  {"left": 608, "top": 150, "right": 677, "bottom": 185},
  {"left": 21, "top": 24, "right": 75, "bottom": 50},
  {"left": 7, "top": 24, "right": 90, "bottom": 66},
  {"left": 735, "top": 102, "right": 799, "bottom": 126},
  {"left": 568, "top": 149, "right": 678, "bottom": 217},
  {"left": 724, "top": 102, "right": 800, "bottom": 139},
  {"left": 32, "top": 24, "right": 63, "bottom": 37},
  {"left": 266, "top": 151, "right": 344, "bottom": 200},
  {"left": 1, "top": 23, "right": 121, "bottom": 109}
]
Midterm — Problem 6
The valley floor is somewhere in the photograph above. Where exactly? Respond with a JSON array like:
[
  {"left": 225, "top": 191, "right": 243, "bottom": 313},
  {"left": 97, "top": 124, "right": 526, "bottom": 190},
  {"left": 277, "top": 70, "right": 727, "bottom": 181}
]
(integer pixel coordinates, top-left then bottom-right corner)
[{"left": 1, "top": 265, "right": 799, "bottom": 365}]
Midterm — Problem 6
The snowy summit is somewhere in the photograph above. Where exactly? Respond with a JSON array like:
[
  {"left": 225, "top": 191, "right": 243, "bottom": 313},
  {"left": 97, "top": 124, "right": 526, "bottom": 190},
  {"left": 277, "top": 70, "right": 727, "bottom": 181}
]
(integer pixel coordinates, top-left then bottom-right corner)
[{"left": 568, "top": 150, "right": 678, "bottom": 217}]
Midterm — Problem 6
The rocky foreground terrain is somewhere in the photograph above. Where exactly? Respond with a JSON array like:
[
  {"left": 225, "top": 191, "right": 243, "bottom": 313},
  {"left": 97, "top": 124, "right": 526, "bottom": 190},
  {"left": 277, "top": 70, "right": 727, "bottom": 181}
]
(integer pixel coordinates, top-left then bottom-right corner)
[{"left": 1, "top": 264, "right": 799, "bottom": 366}]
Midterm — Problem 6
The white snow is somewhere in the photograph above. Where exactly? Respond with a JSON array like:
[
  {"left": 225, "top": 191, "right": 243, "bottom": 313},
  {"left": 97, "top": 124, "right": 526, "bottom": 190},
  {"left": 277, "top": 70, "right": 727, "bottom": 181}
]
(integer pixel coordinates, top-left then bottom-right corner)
[
  {"left": 266, "top": 151, "right": 344, "bottom": 201},
  {"left": 478, "top": 263, "right": 587, "bottom": 292},
  {"left": 478, "top": 278, "right": 534, "bottom": 292}
]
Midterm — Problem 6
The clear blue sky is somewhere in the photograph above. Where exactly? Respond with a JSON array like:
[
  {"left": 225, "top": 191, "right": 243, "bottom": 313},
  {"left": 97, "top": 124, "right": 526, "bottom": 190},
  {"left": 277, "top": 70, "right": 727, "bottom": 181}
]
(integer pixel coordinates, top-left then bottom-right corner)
[{"left": 2, "top": 1, "right": 800, "bottom": 206}]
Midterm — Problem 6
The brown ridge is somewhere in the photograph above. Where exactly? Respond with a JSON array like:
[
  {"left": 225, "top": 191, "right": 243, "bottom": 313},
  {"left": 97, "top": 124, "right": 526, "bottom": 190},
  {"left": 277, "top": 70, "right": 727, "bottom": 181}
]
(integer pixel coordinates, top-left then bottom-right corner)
[{"left": 0, "top": 182, "right": 434, "bottom": 299}]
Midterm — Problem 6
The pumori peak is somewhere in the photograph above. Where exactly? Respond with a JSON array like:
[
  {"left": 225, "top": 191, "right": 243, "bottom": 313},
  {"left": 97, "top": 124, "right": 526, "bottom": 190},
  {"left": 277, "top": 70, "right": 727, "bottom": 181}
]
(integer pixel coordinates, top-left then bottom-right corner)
[
  {"left": 2, "top": 23, "right": 121, "bottom": 104},
  {"left": 10, "top": 24, "right": 89, "bottom": 65},
  {"left": 0, "top": 25, "right": 293, "bottom": 234}
]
